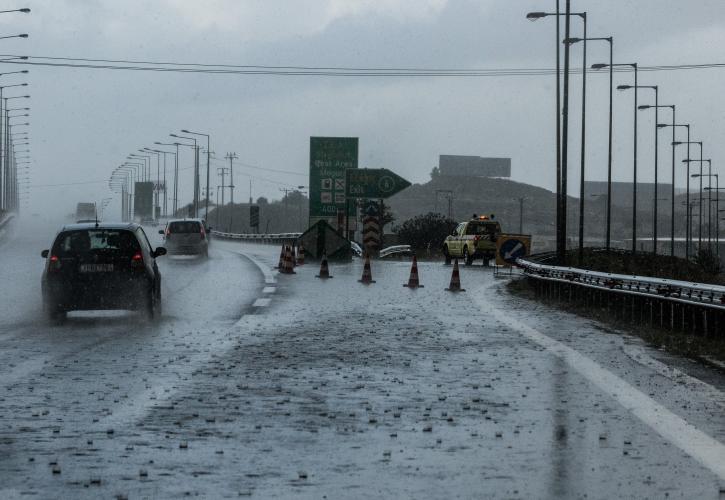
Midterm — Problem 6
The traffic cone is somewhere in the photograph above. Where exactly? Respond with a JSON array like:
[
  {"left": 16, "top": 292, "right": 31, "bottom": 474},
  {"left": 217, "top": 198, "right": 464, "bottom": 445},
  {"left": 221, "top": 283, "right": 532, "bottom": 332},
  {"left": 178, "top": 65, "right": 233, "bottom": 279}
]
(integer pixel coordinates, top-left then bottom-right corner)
[
  {"left": 275, "top": 243, "right": 285, "bottom": 269},
  {"left": 316, "top": 252, "right": 333, "bottom": 279},
  {"left": 279, "top": 245, "right": 296, "bottom": 275},
  {"left": 445, "top": 259, "right": 465, "bottom": 292},
  {"left": 358, "top": 253, "right": 376, "bottom": 284},
  {"left": 403, "top": 255, "right": 424, "bottom": 288},
  {"left": 297, "top": 242, "right": 305, "bottom": 265}
]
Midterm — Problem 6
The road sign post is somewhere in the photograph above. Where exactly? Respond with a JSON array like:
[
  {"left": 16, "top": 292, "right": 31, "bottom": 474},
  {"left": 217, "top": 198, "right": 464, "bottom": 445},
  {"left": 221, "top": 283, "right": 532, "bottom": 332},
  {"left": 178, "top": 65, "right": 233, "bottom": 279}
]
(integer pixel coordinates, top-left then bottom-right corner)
[
  {"left": 344, "top": 168, "right": 410, "bottom": 255},
  {"left": 345, "top": 168, "right": 411, "bottom": 199},
  {"left": 495, "top": 234, "right": 532, "bottom": 267},
  {"left": 309, "top": 137, "right": 358, "bottom": 230}
]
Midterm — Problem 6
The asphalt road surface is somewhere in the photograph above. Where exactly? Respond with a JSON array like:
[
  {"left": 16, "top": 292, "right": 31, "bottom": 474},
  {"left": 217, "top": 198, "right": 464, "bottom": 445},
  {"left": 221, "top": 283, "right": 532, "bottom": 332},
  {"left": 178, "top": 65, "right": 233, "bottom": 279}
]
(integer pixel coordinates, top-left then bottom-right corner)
[{"left": 1, "top": 227, "right": 725, "bottom": 498}]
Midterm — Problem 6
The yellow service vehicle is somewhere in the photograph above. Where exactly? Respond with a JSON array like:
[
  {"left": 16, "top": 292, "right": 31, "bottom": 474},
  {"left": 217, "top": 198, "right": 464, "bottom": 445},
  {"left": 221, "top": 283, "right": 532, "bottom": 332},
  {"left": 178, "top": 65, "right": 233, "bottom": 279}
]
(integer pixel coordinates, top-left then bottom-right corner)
[{"left": 443, "top": 214, "right": 501, "bottom": 265}]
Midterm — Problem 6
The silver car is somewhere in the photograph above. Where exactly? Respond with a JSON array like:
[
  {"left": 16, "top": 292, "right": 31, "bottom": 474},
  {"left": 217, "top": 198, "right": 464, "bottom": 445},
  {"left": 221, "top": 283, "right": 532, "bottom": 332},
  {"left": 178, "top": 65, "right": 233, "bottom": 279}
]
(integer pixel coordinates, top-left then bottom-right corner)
[{"left": 160, "top": 218, "right": 209, "bottom": 257}]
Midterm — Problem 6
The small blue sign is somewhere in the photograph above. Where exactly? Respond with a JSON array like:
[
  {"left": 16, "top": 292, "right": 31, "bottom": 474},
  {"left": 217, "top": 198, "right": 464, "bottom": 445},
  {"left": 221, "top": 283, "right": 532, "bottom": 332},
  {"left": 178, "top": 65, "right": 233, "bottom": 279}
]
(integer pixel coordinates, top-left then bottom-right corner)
[{"left": 499, "top": 238, "right": 527, "bottom": 264}]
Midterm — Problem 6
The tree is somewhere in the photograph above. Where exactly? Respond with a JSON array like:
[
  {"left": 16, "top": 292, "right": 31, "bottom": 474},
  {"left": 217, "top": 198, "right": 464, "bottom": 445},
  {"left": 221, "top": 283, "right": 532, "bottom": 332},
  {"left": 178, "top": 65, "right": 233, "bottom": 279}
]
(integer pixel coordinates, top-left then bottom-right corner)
[
  {"left": 256, "top": 196, "right": 269, "bottom": 205},
  {"left": 430, "top": 166, "right": 440, "bottom": 179},
  {"left": 394, "top": 212, "right": 457, "bottom": 253}
]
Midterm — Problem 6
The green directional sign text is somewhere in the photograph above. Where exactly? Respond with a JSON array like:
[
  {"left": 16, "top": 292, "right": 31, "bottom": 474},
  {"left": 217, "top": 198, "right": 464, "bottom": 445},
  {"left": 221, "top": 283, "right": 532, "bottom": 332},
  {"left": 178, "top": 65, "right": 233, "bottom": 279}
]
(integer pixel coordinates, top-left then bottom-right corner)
[{"left": 345, "top": 168, "right": 411, "bottom": 199}]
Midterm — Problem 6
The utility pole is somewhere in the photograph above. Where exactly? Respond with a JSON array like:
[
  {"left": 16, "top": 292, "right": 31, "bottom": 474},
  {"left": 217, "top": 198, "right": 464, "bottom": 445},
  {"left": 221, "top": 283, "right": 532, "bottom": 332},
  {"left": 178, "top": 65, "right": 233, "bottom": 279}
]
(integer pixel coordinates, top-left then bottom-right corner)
[
  {"left": 217, "top": 166, "right": 229, "bottom": 230},
  {"left": 225, "top": 152, "right": 237, "bottom": 205},
  {"left": 225, "top": 152, "right": 237, "bottom": 231}
]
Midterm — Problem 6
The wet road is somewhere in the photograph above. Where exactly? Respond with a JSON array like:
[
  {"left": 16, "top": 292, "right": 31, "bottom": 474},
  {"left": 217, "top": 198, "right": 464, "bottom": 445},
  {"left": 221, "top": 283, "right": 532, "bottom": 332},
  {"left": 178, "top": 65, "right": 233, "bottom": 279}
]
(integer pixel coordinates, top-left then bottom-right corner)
[{"left": 1, "top": 227, "right": 725, "bottom": 498}]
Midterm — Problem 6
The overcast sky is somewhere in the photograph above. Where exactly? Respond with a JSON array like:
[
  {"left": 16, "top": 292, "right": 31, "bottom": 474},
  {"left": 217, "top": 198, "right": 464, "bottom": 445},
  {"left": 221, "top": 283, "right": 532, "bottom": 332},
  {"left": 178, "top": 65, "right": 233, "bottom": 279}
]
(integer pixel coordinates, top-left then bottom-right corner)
[{"left": 6, "top": 0, "right": 725, "bottom": 218}]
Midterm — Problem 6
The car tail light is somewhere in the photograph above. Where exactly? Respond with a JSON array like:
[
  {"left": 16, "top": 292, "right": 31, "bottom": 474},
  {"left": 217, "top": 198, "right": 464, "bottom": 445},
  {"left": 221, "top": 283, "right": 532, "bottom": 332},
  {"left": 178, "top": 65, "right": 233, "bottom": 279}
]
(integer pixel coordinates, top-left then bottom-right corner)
[
  {"left": 131, "top": 252, "right": 144, "bottom": 268},
  {"left": 200, "top": 226, "right": 206, "bottom": 240},
  {"left": 474, "top": 235, "right": 482, "bottom": 243},
  {"left": 49, "top": 255, "right": 61, "bottom": 272},
  {"left": 165, "top": 228, "right": 170, "bottom": 237}
]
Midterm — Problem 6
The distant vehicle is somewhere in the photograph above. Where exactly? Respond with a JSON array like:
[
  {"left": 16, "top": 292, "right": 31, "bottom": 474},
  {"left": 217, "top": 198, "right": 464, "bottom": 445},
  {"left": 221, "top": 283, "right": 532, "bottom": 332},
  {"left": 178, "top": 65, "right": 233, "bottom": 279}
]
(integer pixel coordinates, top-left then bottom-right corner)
[
  {"left": 141, "top": 217, "right": 158, "bottom": 227},
  {"left": 160, "top": 218, "right": 209, "bottom": 257},
  {"left": 75, "top": 202, "right": 96, "bottom": 222},
  {"left": 443, "top": 214, "right": 502, "bottom": 266},
  {"left": 41, "top": 222, "right": 166, "bottom": 322}
]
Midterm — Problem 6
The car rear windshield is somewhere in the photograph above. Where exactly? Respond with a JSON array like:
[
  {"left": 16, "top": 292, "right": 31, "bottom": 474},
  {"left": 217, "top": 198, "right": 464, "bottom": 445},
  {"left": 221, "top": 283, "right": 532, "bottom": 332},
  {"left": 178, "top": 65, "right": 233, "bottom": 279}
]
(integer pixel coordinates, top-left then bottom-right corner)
[
  {"left": 466, "top": 222, "right": 500, "bottom": 235},
  {"left": 52, "top": 229, "right": 140, "bottom": 256},
  {"left": 168, "top": 221, "right": 201, "bottom": 233}
]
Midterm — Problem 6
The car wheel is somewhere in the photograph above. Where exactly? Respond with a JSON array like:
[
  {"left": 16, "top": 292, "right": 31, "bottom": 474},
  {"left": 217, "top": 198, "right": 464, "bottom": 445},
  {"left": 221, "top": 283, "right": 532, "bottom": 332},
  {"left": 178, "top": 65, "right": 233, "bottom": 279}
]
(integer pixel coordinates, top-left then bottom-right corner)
[
  {"left": 463, "top": 246, "right": 473, "bottom": 266},
  {"left": 145, "top": 286, "right": 158, "bottom": 321},
  {"left": 45, "top": 300, "right": 66, "bottom": 324},
  {"left": 443, "top": 246, "right": 452, "bottom": 265}
]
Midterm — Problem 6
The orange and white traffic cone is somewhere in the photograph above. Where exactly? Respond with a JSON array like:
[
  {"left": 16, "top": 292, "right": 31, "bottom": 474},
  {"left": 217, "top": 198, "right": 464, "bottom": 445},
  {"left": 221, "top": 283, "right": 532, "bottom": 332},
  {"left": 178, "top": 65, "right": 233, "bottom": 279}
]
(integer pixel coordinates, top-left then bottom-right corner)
[
  {"left": 279, "top": 245, "right": 296, "bottom": 275},
  {"left": 297, "top": 242, "right": 305, "bottom": 265},
  {"left": 358, "top": 253, "right": 376, "bottom": 284},
  {"left": 316, "top": 252, "right": 333, "bottom": 279},
  {"left": 403, "top": 255, "right": 424, "bottom": 288},
  {"left": 445, "top": 258, "right": 465, "bottom": 292},
  {"left": 275, "top": 243, "right": 285, "bottom": 269}
]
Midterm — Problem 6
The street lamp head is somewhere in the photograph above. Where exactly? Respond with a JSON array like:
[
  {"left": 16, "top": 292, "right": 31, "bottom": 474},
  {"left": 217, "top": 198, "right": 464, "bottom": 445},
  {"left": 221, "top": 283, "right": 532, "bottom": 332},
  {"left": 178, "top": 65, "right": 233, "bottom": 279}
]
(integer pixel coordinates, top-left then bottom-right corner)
[
  {"left": 656, "top": 123, "right": 669, "bottom": 128},
  {"left": 181, "top": 129, "right": 190, "bottom": 133},
  {"left": 564, "top": 37, "right": 582, "bottom": 45},
  {"left": 19, "top": 8, "right": 30, "bottom": 13},
  {"left": 617, "top": 85, "right": 632, "bottom": 90},
  {"left": 591, "top": 63, "right": 608, "bottom": 70},
  {"left": 170, "top": 134, "right": 179, "bottom": 138},
  {"left": 526, "top": 12, "right": 547, "bottom": 20},
  {"left": 637, "top": 105, "right": 651, "bottom": 110},
  {"left": 18, "top": 34, "right": 28, "bottom": 38}
]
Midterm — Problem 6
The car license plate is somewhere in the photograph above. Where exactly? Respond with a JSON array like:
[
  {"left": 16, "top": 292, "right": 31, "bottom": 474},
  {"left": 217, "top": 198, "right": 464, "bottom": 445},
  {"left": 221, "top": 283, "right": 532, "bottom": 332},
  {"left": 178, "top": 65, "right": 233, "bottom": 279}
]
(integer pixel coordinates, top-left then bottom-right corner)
[{"left": 79, "top": 263, "right": 114, "bottom": 273}]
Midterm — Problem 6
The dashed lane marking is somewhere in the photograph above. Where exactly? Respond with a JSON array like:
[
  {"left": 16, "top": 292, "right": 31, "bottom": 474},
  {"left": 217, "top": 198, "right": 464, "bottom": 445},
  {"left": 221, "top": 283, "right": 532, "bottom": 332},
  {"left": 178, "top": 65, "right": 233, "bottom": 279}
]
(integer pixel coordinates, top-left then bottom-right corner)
[
  {"left": 478, "top": 286, "right": 725, "bottom": 482},
  {"left": 253, "top": 298, "right": 271, "bottom": 307},
  {"left": 262, "top": 286, "right": 276, "bottom": 294}
]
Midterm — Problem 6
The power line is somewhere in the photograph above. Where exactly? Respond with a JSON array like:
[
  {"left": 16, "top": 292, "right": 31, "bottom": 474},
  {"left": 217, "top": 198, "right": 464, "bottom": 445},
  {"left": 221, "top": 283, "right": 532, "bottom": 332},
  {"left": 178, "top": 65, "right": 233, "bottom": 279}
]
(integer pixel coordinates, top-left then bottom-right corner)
[{"left": 2, "top": 54, "right": 725, "bottom": 77}]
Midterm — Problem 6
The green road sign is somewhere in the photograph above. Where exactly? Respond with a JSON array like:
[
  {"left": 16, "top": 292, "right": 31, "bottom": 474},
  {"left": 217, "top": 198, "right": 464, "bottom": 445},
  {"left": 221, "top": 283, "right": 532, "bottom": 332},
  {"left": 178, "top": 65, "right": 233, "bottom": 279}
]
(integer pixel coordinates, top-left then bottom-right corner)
[
  {"left": 309, "top": 137, "right": 358, "bottom": 221},
  {"left": 345, "top": 168, "right": 411, "bottom": 199}
]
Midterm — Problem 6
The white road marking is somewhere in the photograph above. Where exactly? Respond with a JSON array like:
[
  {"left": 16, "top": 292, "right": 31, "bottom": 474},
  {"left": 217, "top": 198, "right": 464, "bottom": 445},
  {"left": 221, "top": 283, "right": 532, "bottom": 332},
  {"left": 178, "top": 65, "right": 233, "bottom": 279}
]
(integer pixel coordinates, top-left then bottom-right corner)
[
  {"left": 262, "top": 286, "right": 276, "bottom": 294},
  {"left": 253, "top": 298, "right": 271, "bottom": 307},
  {"left": 477, "top": 289, "right": 725, "bottom": 482}
]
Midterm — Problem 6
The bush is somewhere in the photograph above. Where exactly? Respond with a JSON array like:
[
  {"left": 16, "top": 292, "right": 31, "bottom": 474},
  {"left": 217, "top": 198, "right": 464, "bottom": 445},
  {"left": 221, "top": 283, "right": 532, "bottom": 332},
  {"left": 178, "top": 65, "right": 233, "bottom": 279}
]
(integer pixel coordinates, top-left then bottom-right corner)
[
  {"left": 394, "top": 212, "right": 457, "bottom": 253},
  {"left": 694, "top": 247, "right": 722, "bottom": 275}
]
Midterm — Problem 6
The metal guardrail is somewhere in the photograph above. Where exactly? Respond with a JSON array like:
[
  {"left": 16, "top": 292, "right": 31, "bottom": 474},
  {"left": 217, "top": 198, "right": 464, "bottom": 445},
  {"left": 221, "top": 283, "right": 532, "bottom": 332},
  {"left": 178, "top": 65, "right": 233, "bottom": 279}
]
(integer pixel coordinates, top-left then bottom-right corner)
[
  {"left": 379, "top": 245, "right": 412, "bottom": 258},
  {"left": 516, "top": 254, "right": 725, "bottom": 311},
  {"left": 211, "top": 230, "right": 302, "bottom": 244}
]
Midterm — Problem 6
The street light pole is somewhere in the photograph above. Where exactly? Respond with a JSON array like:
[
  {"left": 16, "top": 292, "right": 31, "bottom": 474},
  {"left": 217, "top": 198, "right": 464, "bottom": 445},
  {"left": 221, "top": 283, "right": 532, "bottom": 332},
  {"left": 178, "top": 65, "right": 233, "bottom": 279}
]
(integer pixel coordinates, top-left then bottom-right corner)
[
  {"left": 170, "top": 134, "right": 198, "bottom": 216},
  {"left": 699, "top": 169, "right": 718, "bottom": 252},
  {"left": 526, "top": 6, "right": 585, "bottom": 263},
  {"left": 181, "top": 130, "right": 211, "bottom": 220},
  {"left": 593, "top": 63, "right": 638, "bottom": 252},
  {"left": 675, "top": 141, "right": 702, "bottom": 256}
]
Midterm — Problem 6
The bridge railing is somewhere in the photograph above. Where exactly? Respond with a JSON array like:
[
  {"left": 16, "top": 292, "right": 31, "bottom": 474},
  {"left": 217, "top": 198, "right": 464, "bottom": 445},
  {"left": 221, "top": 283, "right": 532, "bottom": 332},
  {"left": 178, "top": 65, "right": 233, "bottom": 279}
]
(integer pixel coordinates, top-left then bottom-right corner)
[{"left": 516, "top": 254, "right": 725, "bottom": 311}]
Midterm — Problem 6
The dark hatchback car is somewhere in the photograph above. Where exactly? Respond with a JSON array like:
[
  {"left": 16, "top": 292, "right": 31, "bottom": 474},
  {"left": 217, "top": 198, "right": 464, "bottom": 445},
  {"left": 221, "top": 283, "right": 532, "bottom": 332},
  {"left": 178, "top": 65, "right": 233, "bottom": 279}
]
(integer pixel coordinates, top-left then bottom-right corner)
[{"left": 41, "top": 223, "right": 166, "bottom": 322}]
